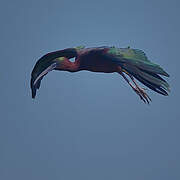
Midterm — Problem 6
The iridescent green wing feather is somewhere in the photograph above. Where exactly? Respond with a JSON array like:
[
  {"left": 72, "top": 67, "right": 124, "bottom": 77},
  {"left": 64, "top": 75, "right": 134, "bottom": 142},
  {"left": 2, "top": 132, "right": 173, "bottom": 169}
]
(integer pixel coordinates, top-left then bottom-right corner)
[
  {"left": 108, "top": 47, "right": 149, "bottom": 62},
  {"left": 108, "top": 47, "right": 169, "bottom": 76},
  {"left": 106, "top": 47, "right": 170, "bottom": 95}
]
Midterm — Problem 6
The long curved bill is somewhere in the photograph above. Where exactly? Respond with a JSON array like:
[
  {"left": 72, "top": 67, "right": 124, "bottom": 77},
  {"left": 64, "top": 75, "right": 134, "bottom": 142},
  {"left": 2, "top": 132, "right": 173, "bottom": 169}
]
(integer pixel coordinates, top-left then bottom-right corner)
[
  {"left": 30, "top": 48, "right": 78, "bottom": 99},
  {"left": 31, "top": 62, "right": 57, "bottom": 99},
  {"left": 33, "top": 62, "right": 57, "bottom": 86}
]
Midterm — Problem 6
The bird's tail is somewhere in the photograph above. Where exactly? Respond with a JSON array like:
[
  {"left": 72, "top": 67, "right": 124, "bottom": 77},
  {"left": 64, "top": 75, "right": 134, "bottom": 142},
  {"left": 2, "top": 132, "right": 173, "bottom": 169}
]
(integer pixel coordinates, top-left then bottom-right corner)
[{"left": 122, "top": 61, "right": 170, "bottom": 96}]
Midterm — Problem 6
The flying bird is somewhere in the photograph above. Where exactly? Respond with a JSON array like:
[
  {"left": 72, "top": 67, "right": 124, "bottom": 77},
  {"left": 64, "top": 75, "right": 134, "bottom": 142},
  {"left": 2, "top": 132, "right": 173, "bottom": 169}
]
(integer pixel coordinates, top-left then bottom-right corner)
[{"left": 31, "top": 46, "right": 170, "bottom": 103}]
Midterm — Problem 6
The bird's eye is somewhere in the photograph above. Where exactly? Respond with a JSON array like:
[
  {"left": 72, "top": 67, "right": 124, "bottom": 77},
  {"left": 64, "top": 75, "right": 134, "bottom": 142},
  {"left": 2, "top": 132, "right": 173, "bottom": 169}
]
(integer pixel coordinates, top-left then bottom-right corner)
[{"left": 69, "top": 57, "right": 76, "bottom": 62}]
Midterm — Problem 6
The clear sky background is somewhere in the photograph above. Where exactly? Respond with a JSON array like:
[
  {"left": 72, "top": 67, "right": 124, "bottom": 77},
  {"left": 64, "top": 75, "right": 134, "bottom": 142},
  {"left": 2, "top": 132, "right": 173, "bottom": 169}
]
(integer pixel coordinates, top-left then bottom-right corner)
[{"left": 1, "top": 0, "right": 180, "bottom": 179}]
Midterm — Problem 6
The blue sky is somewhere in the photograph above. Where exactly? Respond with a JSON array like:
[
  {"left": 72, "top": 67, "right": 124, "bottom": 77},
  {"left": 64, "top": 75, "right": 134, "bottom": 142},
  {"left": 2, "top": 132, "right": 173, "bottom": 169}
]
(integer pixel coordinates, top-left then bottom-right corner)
[{"left": 1, "top": 0, "right": 180, "bottom": 179}]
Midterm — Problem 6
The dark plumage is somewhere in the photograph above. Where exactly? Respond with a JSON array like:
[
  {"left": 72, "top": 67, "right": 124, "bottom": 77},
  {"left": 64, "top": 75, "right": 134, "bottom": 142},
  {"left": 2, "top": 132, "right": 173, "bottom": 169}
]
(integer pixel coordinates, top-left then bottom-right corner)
[{"left": 31, "top": 46, "right": 170, "bottom": 103}]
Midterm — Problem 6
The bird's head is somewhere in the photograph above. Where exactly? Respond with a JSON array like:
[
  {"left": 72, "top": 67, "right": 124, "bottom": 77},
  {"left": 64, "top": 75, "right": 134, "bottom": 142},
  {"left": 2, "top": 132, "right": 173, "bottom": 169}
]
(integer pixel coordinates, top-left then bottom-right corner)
[{"left": 31, "top": 48, "right": 78, "bottom": 99}]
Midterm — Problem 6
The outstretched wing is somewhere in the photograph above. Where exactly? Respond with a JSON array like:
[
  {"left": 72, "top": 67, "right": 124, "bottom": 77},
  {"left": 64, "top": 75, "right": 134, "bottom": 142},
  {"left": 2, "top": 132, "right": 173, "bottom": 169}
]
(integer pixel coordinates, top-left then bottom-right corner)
[
  {"left": 30, "top": 48, "right": 78, "bottom": 99},
  {"left": 31, "top": 62, "right": 58, "bottom": 99},
  {"left": 103, "top": 47, "right": 170, "bottom": 95}
]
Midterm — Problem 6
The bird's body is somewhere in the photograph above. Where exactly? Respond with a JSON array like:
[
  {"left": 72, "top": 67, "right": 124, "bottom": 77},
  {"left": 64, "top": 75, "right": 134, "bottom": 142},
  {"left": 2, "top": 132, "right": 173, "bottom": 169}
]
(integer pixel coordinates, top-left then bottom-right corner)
[
  {"left": 71, "top": 47, "right": 118, "bottom": 73},
  {"left": 31, "top": 46, "right": 170, "bottom": 103}
]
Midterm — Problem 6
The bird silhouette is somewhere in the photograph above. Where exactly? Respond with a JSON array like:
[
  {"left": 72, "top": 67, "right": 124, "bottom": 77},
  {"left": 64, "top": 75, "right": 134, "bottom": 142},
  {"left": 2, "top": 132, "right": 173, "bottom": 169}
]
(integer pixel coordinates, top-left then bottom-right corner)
[{"left": 31, "top": 46, "right": 170, "bottom": 103}]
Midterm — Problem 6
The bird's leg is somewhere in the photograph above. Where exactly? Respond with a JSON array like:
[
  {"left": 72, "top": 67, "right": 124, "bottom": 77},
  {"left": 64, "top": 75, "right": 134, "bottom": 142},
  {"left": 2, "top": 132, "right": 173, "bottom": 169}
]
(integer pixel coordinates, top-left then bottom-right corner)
[
  {"left": 126, "top": 73, "right": 152, "bottom": 104},
  {"left": 118, "top": 70, "right": 147, "bottom": 103}
]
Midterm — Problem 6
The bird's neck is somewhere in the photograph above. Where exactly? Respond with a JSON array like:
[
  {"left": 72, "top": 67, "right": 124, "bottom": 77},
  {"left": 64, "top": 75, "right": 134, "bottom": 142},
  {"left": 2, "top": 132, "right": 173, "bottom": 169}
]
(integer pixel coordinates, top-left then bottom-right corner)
[{"left": 60, "top": 58, "right": 80, "bottom": 72}]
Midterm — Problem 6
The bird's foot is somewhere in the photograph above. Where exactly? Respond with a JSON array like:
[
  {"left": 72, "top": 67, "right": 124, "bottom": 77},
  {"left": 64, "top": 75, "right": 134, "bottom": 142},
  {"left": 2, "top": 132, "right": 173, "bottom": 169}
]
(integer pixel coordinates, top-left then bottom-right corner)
[
  {"left": 118, "top": 70, "right": 152, "bottom": 104},
  {"left": 133, "top": 86, "right": 152, "bottom": 104}
]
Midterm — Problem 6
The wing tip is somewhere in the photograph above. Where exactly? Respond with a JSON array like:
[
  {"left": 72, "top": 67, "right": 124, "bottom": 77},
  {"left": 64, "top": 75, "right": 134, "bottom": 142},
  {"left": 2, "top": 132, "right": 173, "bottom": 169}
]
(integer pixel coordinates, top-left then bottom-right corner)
[
  {"left": 31, "top": 77, "right": 37, "bottom": 99},
  {"left": 32, "top": 89, "right": 36, "bottom": 99},
  {"left": 162, "top": 71, "right": 170, "bottom": 77}
]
